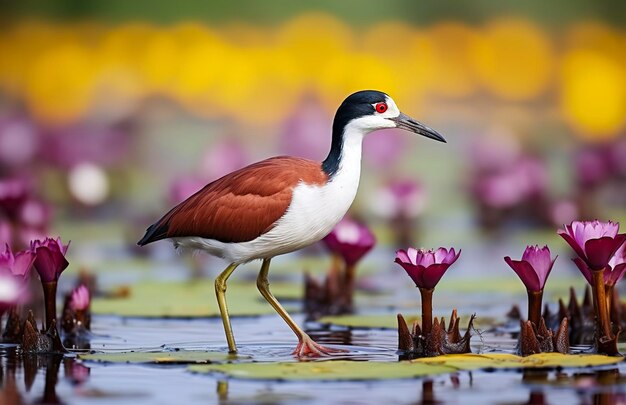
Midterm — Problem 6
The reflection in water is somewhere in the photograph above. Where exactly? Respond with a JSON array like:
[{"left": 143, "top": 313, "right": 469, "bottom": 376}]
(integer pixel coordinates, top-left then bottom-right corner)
[{"left": 0, "top": 347, "right": 90, "bottom": 404}]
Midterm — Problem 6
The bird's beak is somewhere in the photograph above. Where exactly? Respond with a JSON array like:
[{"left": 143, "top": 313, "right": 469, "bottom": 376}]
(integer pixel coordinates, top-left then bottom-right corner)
[{"left": 391, "top": 113, "right": 446, "bottom": 143}]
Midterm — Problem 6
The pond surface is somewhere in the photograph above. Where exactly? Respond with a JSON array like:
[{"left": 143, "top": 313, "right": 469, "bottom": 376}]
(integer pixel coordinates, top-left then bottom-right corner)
[{"left": 3, "top": 237, "right": 626, "bottom": 404}]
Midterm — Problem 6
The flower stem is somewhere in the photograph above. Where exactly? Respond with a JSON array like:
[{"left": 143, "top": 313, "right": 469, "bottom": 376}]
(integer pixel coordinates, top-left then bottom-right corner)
[
  {"left": 526, "top": 289, "right": 543, "bottom": 327},
  {"left": 42, "top": 281, "right": 58, "bottom": 331},
  {"left": 591, "top": 269, "right": 612, "bottom": 338},
  {"left": 419, "top": 287, "right": 434, "bottom": 335}
]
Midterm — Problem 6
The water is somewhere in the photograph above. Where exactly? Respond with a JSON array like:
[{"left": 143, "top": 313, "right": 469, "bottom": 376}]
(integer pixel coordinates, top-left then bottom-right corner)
[{"left": 2, "top": 312, "right": 626, "bottom": 404}]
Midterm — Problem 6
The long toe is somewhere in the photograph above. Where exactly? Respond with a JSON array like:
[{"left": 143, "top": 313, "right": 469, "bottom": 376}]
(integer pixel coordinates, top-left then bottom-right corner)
[{"left": 292, "top": 336, "right": 347, "bottom": 358}]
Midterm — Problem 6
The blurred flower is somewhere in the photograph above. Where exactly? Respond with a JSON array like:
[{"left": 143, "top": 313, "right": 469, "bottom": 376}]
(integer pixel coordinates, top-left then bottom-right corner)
[
  {"left": 394, "top": 247, "right": 460, "bottom": 289},
  {"left": 370, "top": 179, "right": 426, "bottom": 219},
  {"left": 69, "top": 285, "right": 90, "bottom": 311},
  {"left": 322, "top": 218, "right": 375, "bottom": 267},
  {"left": 504, "top": 245, "right": 556, "bottom": 292},
  {"left": 0, "top": 220, "right": 11, "bottom": 246},
  {"left": 68, "top": 163, "right": 110, "bottom": 206},
  {"left": 168, "top": 176, "right": 204, "bottom": 205},
  {"left": 41, "top": 124, "right": 129, "bottom": 168},
  {"left": 363, "top": 128, "right": 407, "bottom": 169},
  {"left": 548, "top": 198, "right": 579, "bottom": 227},
  {"left": 608, "top": 137, "right": 626, "bottom": 178},
  {"left": 200, "top": 137, "right": 249, "bottom": 181},
  {"left": 0, "top": 177, "right": 29, "bottom": 220},
  {"left": 558, "top": 220, "right": 626, "bottom": 270},
  {"left": 31, "top": 237, "right": 70, "bottom": 282},
  {"left": 574, "top": 147, "right": 610, "bottom": 188},
  {"left": 0, "top": 275, "right": 22, "bottom": 313},
  {"left": 278, "top": 94, "right": 330, "bottom": 161},
  {"left": 0, "top": 116, "right": 39, "bottom": 168},
  {"left": 573, "top": 243, "right": 626, "bottom": 287},
  {"left": 0, "top": 244, "right": 35, "bottom": 279}
]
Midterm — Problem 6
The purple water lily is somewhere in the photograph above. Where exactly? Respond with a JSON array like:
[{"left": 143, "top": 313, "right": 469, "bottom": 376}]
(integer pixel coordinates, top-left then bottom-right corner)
[
  {"left": 395, "top": 247, "right": 460, "bottom": 290},
  {"left": 395, "top": 247, "right": 461, "bottom": 335},
  {"left": 505, "top": 245, "right": 556, "bottom": 293},
  {"left": 504, "top": 245, "right": 556, "bottom": 326},
  {"left": 0, "top": 244, "right": 36, "bottom": 279},
  {"left": 31, "top": 237, "right": 70, "bottom": 283},
  {"left": 70, "top": 285, "right": 90, "bottom": 312},
  {"left": 323, "top": 218, "right": 376, "bottom": 268},
  {"left": 573, "top": 242, "right": 626, "bottom": 287},
  {"left": 31, "top": 237, "right": 70, "bottom": 331},
  {"left": 558, "top": 220, "right": 626, "bottom": 271},
  {"left": 558, "top": 220, "right": 625, "bottom": 355}
]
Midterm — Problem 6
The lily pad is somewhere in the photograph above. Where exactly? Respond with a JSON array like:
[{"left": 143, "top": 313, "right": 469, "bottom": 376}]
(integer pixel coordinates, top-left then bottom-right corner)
[
  {"left": 318, "top": 314, "right": 491, "bottom": 330},
  {"left": 414, "top": 353, "right": 624, "bottom": 370},
  {"left": 189, "top": 360, "right": 456, "bottom": 381},
  {"left": 92, "top": 280, "right": 300, "bottom": 318},
  {"left": 80, "top": 350, "right": 249, "bottom": 365},
  {"left": 189, "top": 353, "right": 623, "bottom": 381}
]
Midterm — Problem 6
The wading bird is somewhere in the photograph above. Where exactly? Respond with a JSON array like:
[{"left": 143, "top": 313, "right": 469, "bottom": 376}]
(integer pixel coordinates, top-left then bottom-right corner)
[{"left": 138, "top": 90, "right": 446, "bottom": 356}]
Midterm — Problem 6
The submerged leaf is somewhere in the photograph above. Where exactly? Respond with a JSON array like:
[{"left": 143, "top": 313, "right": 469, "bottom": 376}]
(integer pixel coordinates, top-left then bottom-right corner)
[{"left": 92, "top": 280, "right": 300, "bottom": 317}]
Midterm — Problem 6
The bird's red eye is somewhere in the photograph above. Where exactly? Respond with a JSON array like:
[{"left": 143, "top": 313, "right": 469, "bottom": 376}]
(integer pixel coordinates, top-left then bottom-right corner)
[{"left": 375, "top": 102, "right": 388, "bottom": 113}]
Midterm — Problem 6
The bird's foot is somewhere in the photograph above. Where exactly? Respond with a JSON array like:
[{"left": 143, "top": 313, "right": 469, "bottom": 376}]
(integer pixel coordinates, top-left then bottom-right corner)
[{"left": 292, "top": 335, "right": 346, "bottom": 358}]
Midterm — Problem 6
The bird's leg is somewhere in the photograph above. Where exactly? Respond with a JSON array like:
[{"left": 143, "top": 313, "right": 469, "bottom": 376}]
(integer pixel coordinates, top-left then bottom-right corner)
[
  {"left": 215, "top": 263, "right": 239, "bottom": 353},
  {"left": 256, "top": 258, "right": 344, "bottom": 357}
]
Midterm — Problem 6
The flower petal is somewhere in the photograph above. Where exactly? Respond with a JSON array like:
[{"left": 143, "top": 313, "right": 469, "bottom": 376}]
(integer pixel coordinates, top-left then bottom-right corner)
[
  {"left": 558, "top": 229, "right": 587, "bottom": 261},
  {"left": 504, "top": 257, "right": 541, "bottom": 292},
  {"left": 420, "top": 263, "right": 450, "bottom": 289},
  {"left": 572, "top": 257, "right": 593, "bottom": 285},
  {"left": 584, "top": 234, "right": 626, "bottom": 270}
]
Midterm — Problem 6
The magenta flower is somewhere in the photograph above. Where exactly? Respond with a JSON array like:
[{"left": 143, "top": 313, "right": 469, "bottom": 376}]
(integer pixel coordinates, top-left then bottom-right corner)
[
  {"left": 0, "top": 177, "right": 29, "bottom": 220},
  {"left": 69, "top": 285, "right": 90, "bottom": 311},
  {"left": 323, "top": 218, "right": 376, "bottom": 267},
  {"left": 573, "top": 243, "right": 626, "bottom": 287},
  {"left": 558, "top": 220, "right": 626, "bottom": 271},
  {"left": 395, "top": 247, "right": 461, "bottom": 290},
  {"left": 31, "top": 237, "right": 70, "bottom": 282},
  {"left": 504, "top": 246, "right": 556, "bottom": 292},
  {"left": 0, "top": 244, "right": 35, "bottom": 279}
]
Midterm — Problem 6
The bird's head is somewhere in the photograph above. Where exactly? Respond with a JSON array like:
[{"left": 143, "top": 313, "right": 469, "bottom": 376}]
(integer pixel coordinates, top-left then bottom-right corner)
[{"left": 334, "top": 90, "right": 446, "bottom": 143}]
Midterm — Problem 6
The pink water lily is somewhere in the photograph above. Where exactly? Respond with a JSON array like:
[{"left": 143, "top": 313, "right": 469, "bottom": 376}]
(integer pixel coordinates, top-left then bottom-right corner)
[
  {"left": 31, "top": 237, "right": 70, "bottom": 282},
  {"left": 573, "top": 243, "right": 626, "bottom": 287},
  {"left": 558, "top": 220, "right": 626, "bottom": 271},
  {"left": 70, "top": 285, "right": 90, "bottom": 311},
  {"left": 504, "top": 245, "right": 556, "bottom": 292},
  {"left": 395, "top": 247, "right": 460, "bottom": 290},
  {"left": 0, "top": 244, "right": 35, "bottom": 279},
  {"left": 323, "top": 218, "right": 375, "bottom": 267}
]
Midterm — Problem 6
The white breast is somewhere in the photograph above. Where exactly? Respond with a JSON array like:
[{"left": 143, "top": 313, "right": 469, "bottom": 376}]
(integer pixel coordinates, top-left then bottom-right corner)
[{"left": 174, "top": 126, "right": 365, "bottom": 264}]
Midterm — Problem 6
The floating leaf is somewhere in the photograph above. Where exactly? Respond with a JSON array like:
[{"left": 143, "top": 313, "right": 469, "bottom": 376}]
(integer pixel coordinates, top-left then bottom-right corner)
[
  {"left": 189, "top": 353, "right": 624, "bottom": 381},
  {"left": 80, "top": 350, "right": 249, "bottom": 364},
  {"left": 318, "top": 314, "right": 491, "bottom": 330},
  {"left": 414, "top": 353, "right": 624, "bottom": 370},
  {"left": 189, "top": 360, "right": 456, "bottom": 381},
  {"left": 92, "top": 280, "right": 299, "bottom": 318}
]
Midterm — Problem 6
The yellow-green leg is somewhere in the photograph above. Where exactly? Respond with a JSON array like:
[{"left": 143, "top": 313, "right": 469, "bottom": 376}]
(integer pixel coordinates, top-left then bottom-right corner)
[
  {"left": 215, "top": 263, "right": 239, "bottom": 353},
  {"left": 256, "top": 258, "right": 344, "bottom": 357}
]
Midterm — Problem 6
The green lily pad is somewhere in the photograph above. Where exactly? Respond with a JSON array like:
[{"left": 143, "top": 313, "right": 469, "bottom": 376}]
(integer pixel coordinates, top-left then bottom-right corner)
[
  {"left": 189, "top": 360, "right": 456, "bottom": 381},
  {"left": 318, "top": 313, "right": 491, "bottom": 330},
  {"left": 92, "top": 280, "right": 300, "bottom": 318},
  {"left": 414, "top": 353, "right": 624, "bottom": 370},
  {"left": 80, "top": 350, "right": 248, "bottom": 364}
]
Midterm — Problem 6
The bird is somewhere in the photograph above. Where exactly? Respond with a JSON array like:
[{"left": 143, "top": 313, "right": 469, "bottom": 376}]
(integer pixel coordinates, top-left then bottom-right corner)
[{"left": 138, "top": 90, "right": 446, "bottom": 357}]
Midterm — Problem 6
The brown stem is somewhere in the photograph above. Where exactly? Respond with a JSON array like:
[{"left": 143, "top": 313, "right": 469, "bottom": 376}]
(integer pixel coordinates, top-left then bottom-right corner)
[
  {"left": 42, "top": 281, "right": 58, "bottom": 331},
  {"left": 419, "top": 287, "right": 434, "bottom": 335},
  {"left": 527, "top": 289, "right": 543, "bottom": 328},
  {"left": 591, "top": 269, "right": 612, "bottom": 339},
  {"left": 605, "top": 284, "right": 614, "bottom": 325}
]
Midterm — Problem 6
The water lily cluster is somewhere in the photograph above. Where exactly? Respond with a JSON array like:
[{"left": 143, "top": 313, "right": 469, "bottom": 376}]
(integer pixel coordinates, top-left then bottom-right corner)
[
  {"left": 305, "top": 217, "right": 375, "bottom": 317},
  {"left": 0, "top": 236, "right": 92, "bottom": 353},
  {"left": 394, "top": 247, "right": 475, "bottom": 358}
]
